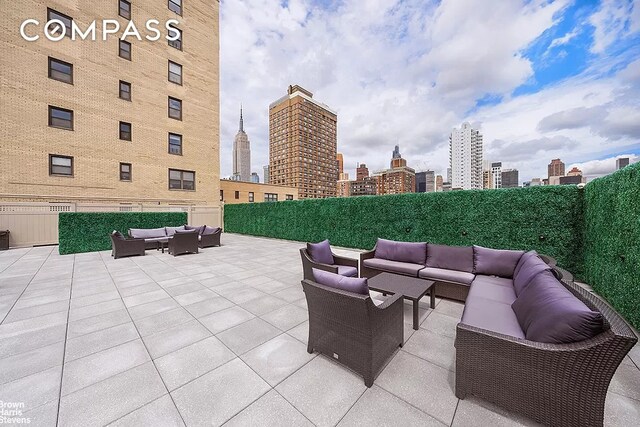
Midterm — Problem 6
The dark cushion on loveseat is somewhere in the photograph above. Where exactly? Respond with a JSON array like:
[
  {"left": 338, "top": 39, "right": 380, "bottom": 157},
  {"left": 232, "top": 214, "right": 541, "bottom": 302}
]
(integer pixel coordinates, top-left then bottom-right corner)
[
  {"left": 467, "top": 278, "right": 517, "bottom": 305},
  {"left": 461, "top": 297, "right": 525, "bottom": 339},
  {"left": 202, "top": 226, "right": 220, "bottom": 235},
  {"left": 418, "top": 267, "right": 475, "bottom": 285},
  {"left": 513, "top": 250, "right": 538, "bottom": 278},
  {"left": 426, "top": 244, "right": 474, "bottom": 272},
  {"left": 363, "top": 258, "right": 424, "bottom": 277},
  {"left": 473, "top": 246, "right": 525, "bottom": 278},
  {"left": 312, "top": 268, "right": 368, "bottom": 295},
  {"left": 375, "top": 239, "right": 427, "bottom": 265},
  {"left": 513, "top": 255, "right": 551, "bottom": 296},
  {"left": 129, "top": 227, "right": 166, "bottom": 239},
  {"left": 307, "top": 240, "right": 334, "bottom": 265},
  {"left": 185, "top": 224, "right": 206, "bottom": 235},
  {"left": 511, "top": 270, "right": 603, "bottom": 343}
]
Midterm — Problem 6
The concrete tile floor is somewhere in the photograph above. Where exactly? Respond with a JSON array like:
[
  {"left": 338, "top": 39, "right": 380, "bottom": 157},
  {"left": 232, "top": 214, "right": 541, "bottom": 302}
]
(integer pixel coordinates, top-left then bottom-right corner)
[{"left": 0, "top": 233, "right": 639, "bottom": 426}]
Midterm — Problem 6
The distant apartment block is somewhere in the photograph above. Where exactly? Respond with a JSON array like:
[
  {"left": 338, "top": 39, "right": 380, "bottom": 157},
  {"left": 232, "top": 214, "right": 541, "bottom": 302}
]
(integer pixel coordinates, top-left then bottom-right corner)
[
  {"left": 2, "top": 1, "right": 220, "bottom": 207},
  {"left": 337, "top": 178, "right": 351, "bottom": 197},
  {"left": 450, "top": 122, "right": 483, "bottom": 190},
  {"left": 269, "top": 85, "right": 337, "bottom": 198},
  {"left": 415, "top": 171, "right": 435, "bottom": 192},
  {"left": 337, "top": 153, "right": 344, "bottom": 180},
  {"left": 250, "top": 172, "right": 260, "bottom": 183},
  {"left": 501, "top": 169, "right": 519, "bottom": 188},
  {"left": 263, "top": 165, "right": 270, "bottom": 184},
  {"left": 374, "top": 146, "right": 416, "bottom": 194},
  {"left": 356, "top": 163, "right": 370, "bottom": 181},
  {"left": 491, "top": 162, "right": 503, "bottom": 189},
  {"left": 350, "top": 177, "right": 377, "bottom": 196},
  {"left": 616, "top": 157, "right": 630, "bottom": 170},
  {"left": 548, "top": 158, "right": 565, "bottom": 180},
  {"left": 220, "top": 180, "right": 297, "bottom": 204},
  {"left": 233, "top": 107, "right": 251, "bottom": 182},
  {"left": 436, "top": 175, "right": 443, "bottom": 192}
]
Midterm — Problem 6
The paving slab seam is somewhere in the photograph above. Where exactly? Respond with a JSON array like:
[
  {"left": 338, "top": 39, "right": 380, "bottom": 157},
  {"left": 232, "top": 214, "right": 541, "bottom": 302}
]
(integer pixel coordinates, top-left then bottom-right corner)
[
  {"left": 55, "top": 252, "right": 74, "bottom": 427},
  {"left": 375, "top": 380, "right": 457, "bottom": 426}
]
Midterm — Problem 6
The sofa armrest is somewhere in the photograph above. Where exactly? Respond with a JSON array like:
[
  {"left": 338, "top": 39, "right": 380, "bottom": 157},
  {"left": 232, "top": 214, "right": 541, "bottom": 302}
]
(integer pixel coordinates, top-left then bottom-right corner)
[
  {"left": 373, "top": 292, "right": 403, "bottom": 311},
  {"left": 333, "top": 253, "right": 358, "bottom": 268},
  {"left": 360, "top": 248, "right": 376, "bottom": 262}
]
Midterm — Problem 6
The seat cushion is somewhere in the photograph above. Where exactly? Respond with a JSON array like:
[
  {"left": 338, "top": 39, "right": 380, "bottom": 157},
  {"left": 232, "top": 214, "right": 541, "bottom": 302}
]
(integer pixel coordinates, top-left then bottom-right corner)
[
  {"left": 473, "top": 246, "right": 525, "bottom": 278},
  {"left": 312, "top": 268, "right": 368, "bottom": 295},
  {"left": 202, "top": 226, "right": 221, "bottom": 236},
  {"left": 468, "top": 280, "right": 516, "bottom": 305},
  {"left": 471, "top": 275, "right": 513, "bottom": 288},
  {"left": 336, "top": 265, "right": 358, "bottom": 277},
  {"left": 374, "top": 239, "right": 427, "bottom": 265},
  {"left": 461, "top": 298, "right": 525, "bottom": 339},
  {"left": 513, "top": 255, "right": 552, "bottom": 296},
  {"left": 143, "top": 237, "right": 168, "bottom": 243},
  {"left": 418, "top": 267, "right": 474, "bottom": 285},
  {"left": 307, "top": 240, "right": 334, "bottom": 265},
  {"left": 363, "top": 258, "right": 424, "bottom": 277},
  {"left": 185, "top": 224, "right": 206, "bottom": 235},
  {"left": 129, "top": 227, "right": 166, "bottom": 239},
  {"left": 165, "top": 226, "right": 186, "bottom": 236},
  {"left": 426, "top": 244, "right": 474, "bottom": 272},
  {"left": 511, "top": 271, "right": 603, "bottom": 343}
]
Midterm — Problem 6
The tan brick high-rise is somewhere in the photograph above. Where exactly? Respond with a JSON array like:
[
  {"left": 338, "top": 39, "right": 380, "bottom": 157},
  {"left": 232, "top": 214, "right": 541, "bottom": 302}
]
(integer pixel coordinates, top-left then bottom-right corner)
[
  {"left": 1, "top": 1, "right": 220, "bottom": 207},
  {"left": 269, "top": 85, "right": 337, "bottom": 199}
]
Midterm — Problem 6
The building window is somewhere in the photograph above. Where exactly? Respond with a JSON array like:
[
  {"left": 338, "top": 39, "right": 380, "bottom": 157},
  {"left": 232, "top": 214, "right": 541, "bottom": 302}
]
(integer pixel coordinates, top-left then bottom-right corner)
[
  {"left": 168, "top": 133, "right": 182, "bottom": 155},
  {"left": 286, "top": 194, "right": 294, "bottom": 200},
  {"left": 47, "top": 9, "right": 72, "bottom": 38},
  {"left": 248, "top": 192, "right": 254, "bottom": 202},
  {"left": 119, "top": 163, "right": 131, "bottom": 181},
  {"left": 48, "top": 106, "right": 73, "bottom": 130},
  {"left": 168, "top": 97, "right": 182, "bottom": 120},
  {"left": 220, "top": 190, "right": 223, "bottom": 201},
  {"left": 169, "top": 169, "right": 195, "bottom": 190},
  {"left": 265, "top": 193, "right": 278, "bottom": 202},
  {"left": 48, "top": 57, "right": 73, "bottom": 84},
  {"left": 49, "top": 155, "right": 73, "bottom": 176},
  {"left": 119, "top": 0, "right": 131, "bottom": 19},
  {"left": 119, "top": 122, "right": 131, "bottom": 141},
  {"left": 234, "top": 191, "right": 239, "bottom": 199},
  {"left": 168, "top": 61, "right": 182, "bottom": 85},
  {"left": 119, "top": 40, "right": 131, "bottom": 60},
  {"left": 119, "top": 81, "right": 131, "bottom": 101},
  {"left": 168, "top": 0, "right": 182, "bottom": 15},
  {"left": 168, "top": 27, "right": 182, "bottom": 50}
]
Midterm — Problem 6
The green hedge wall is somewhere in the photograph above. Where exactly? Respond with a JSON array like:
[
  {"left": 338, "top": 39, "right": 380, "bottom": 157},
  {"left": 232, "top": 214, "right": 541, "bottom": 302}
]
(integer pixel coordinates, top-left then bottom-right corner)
[
  {"left": 58, "top": 212, "right": 188, "bottom": 255},
  {"left": 583, "top": 162, "right": 640, "bottom": 330},
  {"left": 225, "top": 185, "right": 584, "bottom": 274}
]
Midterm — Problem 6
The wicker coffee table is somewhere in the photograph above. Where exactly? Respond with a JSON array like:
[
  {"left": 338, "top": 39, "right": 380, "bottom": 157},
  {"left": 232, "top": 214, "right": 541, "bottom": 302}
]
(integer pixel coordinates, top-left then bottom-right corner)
[{"left": 367, "top": 272, "right": 436, "bottom": 330}]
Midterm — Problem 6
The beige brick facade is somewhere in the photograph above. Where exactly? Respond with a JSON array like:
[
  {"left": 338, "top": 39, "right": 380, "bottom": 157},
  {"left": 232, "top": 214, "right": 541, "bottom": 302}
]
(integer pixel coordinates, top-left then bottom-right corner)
[
  {"left": 219, "top": 180, "right": 298, "bottom": 204},
  {"left": 1, "top": 0, "right": 220, "bottom": 206}
]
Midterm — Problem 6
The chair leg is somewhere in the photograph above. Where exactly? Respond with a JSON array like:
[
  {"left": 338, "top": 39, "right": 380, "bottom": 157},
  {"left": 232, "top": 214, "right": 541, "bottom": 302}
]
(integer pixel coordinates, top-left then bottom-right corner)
[
  {"left": 307, "top": 344, "right": 313, "bottom": 354},
  {"left": 364, "top": 377, "right": 374, "bottom": 388}
]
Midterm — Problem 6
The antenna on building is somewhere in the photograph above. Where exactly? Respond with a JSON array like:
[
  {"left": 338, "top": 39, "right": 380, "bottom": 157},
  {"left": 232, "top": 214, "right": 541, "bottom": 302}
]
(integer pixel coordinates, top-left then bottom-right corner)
[{"left": 239, "top": 104, "right": 244, "bottom": 132}]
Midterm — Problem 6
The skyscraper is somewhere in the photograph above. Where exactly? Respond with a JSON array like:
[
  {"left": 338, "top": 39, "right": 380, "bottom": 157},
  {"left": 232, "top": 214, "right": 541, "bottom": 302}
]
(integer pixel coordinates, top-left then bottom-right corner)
[
  {"left": 501, "top": 169, "right": 519, "bottom": 188},
  {"left": 269, "top": 85, "right": 337, "bottom": 198},
  {"left": 491, "top": 162, "right": 503, "bottom": 189},
  {"left": 263, "top": 165, "right": 270, "bottom": 184},
  {"left": 450, "top": 123, "right": 483, "bottom": 190},
  {"left": 250, "top": 172, "right": 260, "bottom": 183},
  {"left": 436, "top": 175, "right": 443, "bottom": 192},
  {"left": 616, "top": 158, "right": 630, "bottom": 170},
  {"left": 548, "top": 159, "right": 565, "bottom": 179},
  {"left": 374, "top": 146, "right": 415, "bottom": 194},
  {"left": 233, "top": 107, "right": 251, "bottom": 182},
  {"left": 415, "top": 171, "right": 436, "bottom": 192},
  {"left": 337, "top": 153, "right": 344, "bottom": 179},
  {"left": 356, "top": 164, "right": 370, "bottom": 181}
]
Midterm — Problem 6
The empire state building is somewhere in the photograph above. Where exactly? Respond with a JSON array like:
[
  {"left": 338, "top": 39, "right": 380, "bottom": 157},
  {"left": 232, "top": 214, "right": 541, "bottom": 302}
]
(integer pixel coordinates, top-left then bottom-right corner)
[{"left": 232, "top": 107, "right": 251, "bottom": 181}]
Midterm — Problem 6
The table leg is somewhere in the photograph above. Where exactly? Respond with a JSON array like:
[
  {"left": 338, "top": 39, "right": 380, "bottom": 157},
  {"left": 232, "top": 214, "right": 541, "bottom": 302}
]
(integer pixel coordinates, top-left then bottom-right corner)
[
  {"left": 413, "top": 300, "right": 419, "bottom": 330},
  {"left": 430, "top": 284, "right": 436, "bottom": 309}
]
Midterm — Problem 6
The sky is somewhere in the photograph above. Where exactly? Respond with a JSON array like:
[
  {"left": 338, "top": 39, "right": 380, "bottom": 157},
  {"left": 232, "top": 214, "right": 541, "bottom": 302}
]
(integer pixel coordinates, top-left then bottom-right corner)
[{"left": 219, "top": 0, "right": 640, "bottom": 183}]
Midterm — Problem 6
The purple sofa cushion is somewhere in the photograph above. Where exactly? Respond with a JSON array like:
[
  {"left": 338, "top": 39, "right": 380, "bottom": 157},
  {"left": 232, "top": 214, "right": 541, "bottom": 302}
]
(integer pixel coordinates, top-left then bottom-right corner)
[
  {"left": 202, "top": 226, "right": 221, "bottom": 236},
  {"left": 312, "top": 268, "right": 369, "bottom": 295},
  {"left": 307, "top": 240, "right": 334, "bottom": 265},
  {"left": 513, "top": 256, "right": 551, "bottom": 296},
  {"left": 185, "top": 224, "right": 206, "bottom": 235},
  {"left": 426, "top": 244, "right": 474, "bottom": 272},
  {"left": 473, "top": 245, "right": 525, "bottom": 278},
  {"left": 511, "top": 270, "right": 603, "bottom": 343},
  {"left": 374, "top": 238, "right": 427, "bottom": 265},
  {"left": 129, "top": 227, "right": 167, "bottom": 239},
  {"left": 175, "top": 229, "right": 198, "bottom": 234},
  {"left": 513, "top": 250, "right": 538, "bottom": 278},
  {"left": 336, "top": 265, "right": 358, "bottom": 277},
  {"left": 166, "top": 226, "right": 186, "bottom": 236},
  {"left": 363, "top": 258, "right": 424, "bottom": 277},
  {"left": 418, "top": 267, "right": 475, "bottom": 285}
]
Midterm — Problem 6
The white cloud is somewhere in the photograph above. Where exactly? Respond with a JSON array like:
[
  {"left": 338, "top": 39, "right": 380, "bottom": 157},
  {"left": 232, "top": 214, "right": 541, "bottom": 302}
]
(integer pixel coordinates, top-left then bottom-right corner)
[
  {"left": 589, "top": 0, "right": 639, "bottom": 53},
  {"left": 549, "top": 28, "right": 579, "bottom": 49},
  {"left": 569, "top": 154, "right": 639, "bottom": 179},
  {"left": 219, "top": 0, "right": 639, "bottom": 186}
]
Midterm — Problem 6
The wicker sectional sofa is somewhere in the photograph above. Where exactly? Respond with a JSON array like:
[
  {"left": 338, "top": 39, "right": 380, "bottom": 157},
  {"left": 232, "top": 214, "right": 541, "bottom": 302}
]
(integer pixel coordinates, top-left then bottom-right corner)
[{"left": 359, "top": 238, "right": 637, "bottom": 426}]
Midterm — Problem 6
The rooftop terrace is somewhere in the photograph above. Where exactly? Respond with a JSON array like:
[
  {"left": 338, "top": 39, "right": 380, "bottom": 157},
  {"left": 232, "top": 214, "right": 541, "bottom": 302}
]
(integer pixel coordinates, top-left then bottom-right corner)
[{"left": 0, "top": 234, "right": 639, "bottom": 426}]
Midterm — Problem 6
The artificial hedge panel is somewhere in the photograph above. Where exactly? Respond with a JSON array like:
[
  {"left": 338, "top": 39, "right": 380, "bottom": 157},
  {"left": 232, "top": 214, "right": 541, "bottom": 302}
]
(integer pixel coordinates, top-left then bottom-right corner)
[
  {"left": 58, "top": 212, "right": 188, "bottom": 255},
  {"left": 225, "top": 185, "right": 584, "bottom": 274},
  {"left": 583, "top": 162, "right": 640, "bottom": 330}
]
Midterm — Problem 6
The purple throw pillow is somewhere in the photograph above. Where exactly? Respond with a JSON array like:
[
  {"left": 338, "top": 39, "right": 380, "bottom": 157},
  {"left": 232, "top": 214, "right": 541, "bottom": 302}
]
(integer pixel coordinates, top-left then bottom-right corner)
[
  {"left": 202, "top": 226, "right": 221, "bottom": 235},
  {"left": 185, "top": 224, "right": 206, "bottom": 235},
  {"left": 374, "top": 238, "right": 427, "bottom": 265},
  {"left": 513, "top": 250, "right": 538, "bottom": 278},
  {"left": 426, "top": 244, "right": 474, "bottom": 272},
  {"left": 473, "top": 245, "right": 525, "bottom": 278},
  {"left": 511, "top": 270, "right": 603, "bottom": 343},
  {"left": 312, "top": 268, "right": 369, "bottom": 295},
  {"left": 307, "top": 240, "right": 334, "bottom": 265},
  {"left": 513, "top": 256, "right": 551, "bottom": 296}
]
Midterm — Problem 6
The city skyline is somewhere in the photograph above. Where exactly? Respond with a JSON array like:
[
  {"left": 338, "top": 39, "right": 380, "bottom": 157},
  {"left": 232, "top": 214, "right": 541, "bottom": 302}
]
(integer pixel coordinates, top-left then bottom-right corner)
[{"left": 219, "top": 0, "right": 640, "bottom": 184}]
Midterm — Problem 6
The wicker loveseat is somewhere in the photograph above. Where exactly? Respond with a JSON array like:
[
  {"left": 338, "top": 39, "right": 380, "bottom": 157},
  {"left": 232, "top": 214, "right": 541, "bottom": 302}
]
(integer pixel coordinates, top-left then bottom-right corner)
[{"left": 359, "top": 238, "right": 637, "bottom": 426}]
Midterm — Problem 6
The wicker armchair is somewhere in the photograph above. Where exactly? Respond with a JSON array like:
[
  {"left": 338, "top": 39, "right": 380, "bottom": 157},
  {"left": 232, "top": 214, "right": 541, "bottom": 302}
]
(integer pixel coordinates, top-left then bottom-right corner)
[
  {"left": 110, "top": 232, "right": 145, "bottom": 259},
  {"left": 300, "top": 248, "right": 359, "bottom": 280},
  {"left": 455, "top": 276, "right": 638, "bottom": 427},
  {"left": 199, "top": 228, "right": 222, "bottom": 248},
  {"left": 302, "top": 279, "right": 404, "bottom": 387},
  {"left": 168, "top": 232, "right": 199, "bottom": 256}
]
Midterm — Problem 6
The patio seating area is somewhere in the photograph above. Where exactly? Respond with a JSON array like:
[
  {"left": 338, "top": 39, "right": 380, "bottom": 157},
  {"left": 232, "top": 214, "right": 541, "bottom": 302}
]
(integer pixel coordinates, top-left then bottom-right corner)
[{"left": 0, "top": 233, "right": 639, "bottom": 426}]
